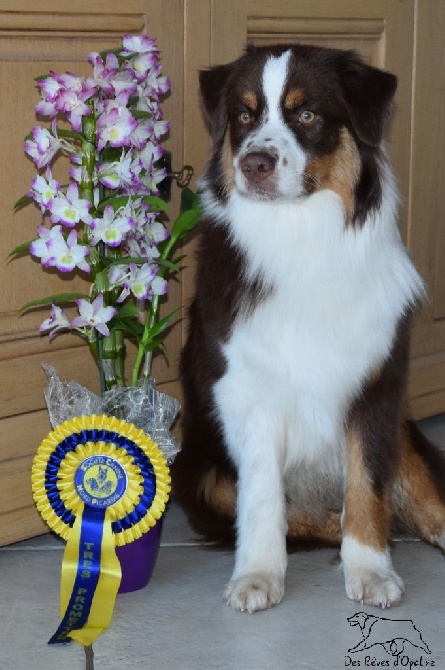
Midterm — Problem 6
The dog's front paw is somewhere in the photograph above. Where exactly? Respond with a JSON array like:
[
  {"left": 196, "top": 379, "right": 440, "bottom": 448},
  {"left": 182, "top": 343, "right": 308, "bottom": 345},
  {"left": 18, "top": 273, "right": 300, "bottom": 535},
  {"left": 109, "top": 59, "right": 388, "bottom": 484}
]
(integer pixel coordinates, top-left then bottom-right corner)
[
  {"left": 223, "top": 573, "right": 284, "bottom": 613},
  {"left": 341, "top": 538, "right": 405, "bottom": 608},
  {"left": 344, "top": 566, "right": 405, "bottom": 608}
]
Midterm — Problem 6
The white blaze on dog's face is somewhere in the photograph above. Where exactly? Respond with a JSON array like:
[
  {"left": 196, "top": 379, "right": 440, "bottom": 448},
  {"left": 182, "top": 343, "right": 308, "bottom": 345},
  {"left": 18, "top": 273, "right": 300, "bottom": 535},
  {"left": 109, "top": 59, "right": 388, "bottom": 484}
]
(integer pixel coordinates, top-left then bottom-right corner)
[{"left": 233, "top": 51, "right": 308, "bottom": 201}]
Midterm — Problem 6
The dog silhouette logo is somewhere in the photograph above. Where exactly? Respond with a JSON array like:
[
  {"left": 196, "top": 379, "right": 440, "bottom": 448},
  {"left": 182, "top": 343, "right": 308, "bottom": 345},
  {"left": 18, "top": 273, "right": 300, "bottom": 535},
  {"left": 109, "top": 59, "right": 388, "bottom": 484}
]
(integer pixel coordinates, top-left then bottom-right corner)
[{"left": 347, "top": 612, "right": 431, "bottom": 658}]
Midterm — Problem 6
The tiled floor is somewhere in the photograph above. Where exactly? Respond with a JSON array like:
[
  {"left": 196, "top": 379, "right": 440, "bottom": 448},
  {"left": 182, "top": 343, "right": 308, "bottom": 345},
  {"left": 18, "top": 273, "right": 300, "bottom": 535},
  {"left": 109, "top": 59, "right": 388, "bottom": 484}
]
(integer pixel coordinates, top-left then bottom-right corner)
[{"left": 1, "top": 417, "right": 445, "bottom": 670}]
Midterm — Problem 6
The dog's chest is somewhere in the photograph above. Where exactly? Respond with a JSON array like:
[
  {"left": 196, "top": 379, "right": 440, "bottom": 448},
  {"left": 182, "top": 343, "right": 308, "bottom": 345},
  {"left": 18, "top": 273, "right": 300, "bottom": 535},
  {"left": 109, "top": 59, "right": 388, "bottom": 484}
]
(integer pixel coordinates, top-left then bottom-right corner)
[{"left": 215, "top": 191, "right": 421, "bottom": 463}]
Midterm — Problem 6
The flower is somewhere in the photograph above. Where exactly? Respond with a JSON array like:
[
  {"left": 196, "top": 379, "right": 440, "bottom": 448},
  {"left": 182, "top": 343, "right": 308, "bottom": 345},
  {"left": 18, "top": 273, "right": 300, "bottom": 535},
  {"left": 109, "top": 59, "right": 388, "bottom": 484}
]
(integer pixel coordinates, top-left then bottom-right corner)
[
  {"left": 49, "top": 183, "right": 92, "bottom": 227},
  {"left": 88, "top": 205, "right": 133, "bottom": 247},
  {"left": 96, "top": 100, "right": 137, "bottom": 151},
  {"left": 24, "top": 126, "right": 61, "bottom": 169},
  {"left": 121, "top": 34, "right": 159, "bottom": 57},
  {"left": 36, "top": 71, "right": 97, "bottom": 131},
  {"left": 98, "top": 150, "right": 141, "bottom": 191},
  {"left": 30, "top": 225, "right": 65, "bottom": 266},
  {"left": 88, "top": 52, "right": 119, "bottom": 95},
  {"left": 39, "top": 304, "right": 71, "bottom": 337},
  {"left": 29, "top": 167, "right": 61, "bottom": 211},
  {"left": 46, "top": 229, "right": 90, "bottom": 273},
  {"left": 114, "top": 262, "right": 168, "bottom": 303},
  {"left": 71, "top": 294, "right": 116, "bottom": 337}
]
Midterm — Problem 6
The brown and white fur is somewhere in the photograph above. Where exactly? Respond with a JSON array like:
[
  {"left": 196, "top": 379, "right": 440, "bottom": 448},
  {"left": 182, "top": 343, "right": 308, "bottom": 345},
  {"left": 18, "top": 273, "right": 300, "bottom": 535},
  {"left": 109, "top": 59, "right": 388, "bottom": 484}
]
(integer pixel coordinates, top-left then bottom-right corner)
[{"left": 172, "top": 44, "right": 445, "bottom": 613}]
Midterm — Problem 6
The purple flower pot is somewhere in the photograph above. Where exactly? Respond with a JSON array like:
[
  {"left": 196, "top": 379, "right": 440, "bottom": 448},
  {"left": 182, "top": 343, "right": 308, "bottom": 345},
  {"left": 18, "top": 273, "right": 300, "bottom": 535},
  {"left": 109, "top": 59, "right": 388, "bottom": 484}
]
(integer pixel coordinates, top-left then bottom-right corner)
[{"left": 116, "top": 519, "right": 163, "bottom": 593}]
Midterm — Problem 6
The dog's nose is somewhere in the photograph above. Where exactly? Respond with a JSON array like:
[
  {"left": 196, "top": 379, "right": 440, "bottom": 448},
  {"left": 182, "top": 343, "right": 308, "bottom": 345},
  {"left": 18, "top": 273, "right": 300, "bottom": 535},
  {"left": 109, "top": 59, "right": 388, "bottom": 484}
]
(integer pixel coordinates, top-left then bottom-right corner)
[{"left": 240, "top": 152, "right": 277, "bottom": 183}]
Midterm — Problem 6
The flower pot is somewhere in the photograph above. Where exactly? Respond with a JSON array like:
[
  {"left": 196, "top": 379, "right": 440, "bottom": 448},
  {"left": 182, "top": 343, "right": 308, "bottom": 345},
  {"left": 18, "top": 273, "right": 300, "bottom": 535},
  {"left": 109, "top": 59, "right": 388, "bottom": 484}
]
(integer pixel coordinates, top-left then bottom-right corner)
[{"left": 116, "top": 518, "right": 163, "bottom": 593}]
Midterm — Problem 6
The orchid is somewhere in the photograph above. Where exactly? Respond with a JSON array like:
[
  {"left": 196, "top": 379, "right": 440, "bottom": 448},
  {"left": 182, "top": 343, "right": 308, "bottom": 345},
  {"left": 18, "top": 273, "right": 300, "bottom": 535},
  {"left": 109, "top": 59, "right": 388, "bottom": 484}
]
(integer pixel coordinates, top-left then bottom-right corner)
[
  {"left": 116, "top": 262, "right": 157, "bottom": 302},
  {"left": 49, "top": 182, "right": 92, "bottom": 227},
  {"left": 29, "top": 167, "right": 60, "bottom": 211},
  {"left": 30, "top": 224, "right": 65, "bottom": 266},
  {"left": 24, "top": 126, "right": 61, "bottom": 169},
  {"left": 72, "top": 295, "right": 116, "bottom": 337},
  {"left": 13, "top": 33, "right": 201, "bottom": 391},
  {"left": 96, "top": 100, "right": 137, "bottom": 151},
  {"left": 47, "top": 229, "right": 90, "bottom": 273},
  {"left": 88, "top": 205, "right": 133, "bottom": 247},
  {"left": 39, "top": 305, "right": 71, "bottom": 337}
]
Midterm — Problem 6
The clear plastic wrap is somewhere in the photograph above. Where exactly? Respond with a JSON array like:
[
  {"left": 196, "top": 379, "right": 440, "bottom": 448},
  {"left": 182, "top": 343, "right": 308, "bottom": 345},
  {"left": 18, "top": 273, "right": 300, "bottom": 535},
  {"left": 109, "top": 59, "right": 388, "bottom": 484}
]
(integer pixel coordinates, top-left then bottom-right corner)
[{"left": 43, "top": 364, "right": 181, "bottom": 464}]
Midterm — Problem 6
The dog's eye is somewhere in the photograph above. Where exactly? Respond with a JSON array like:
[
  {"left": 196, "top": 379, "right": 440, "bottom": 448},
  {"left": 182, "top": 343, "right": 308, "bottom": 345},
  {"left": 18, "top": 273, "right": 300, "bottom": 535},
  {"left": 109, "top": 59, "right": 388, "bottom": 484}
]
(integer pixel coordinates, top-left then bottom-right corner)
[
  {"left": 238, "top": 111, "right": 252, "bottom": 126},
  {"left": 298, "top": 110, "right": 317, "bottom": 125}
]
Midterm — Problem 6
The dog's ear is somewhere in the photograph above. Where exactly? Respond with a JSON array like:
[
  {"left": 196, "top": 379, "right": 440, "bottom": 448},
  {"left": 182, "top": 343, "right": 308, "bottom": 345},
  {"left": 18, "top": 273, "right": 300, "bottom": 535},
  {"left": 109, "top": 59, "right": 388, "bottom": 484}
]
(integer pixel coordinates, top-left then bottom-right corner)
[
  {"left": 337, "top": 51, "right": 397, "bottom": 147},
  {"left": 199, "top": 63, "right": 233, "bottom": 144}
]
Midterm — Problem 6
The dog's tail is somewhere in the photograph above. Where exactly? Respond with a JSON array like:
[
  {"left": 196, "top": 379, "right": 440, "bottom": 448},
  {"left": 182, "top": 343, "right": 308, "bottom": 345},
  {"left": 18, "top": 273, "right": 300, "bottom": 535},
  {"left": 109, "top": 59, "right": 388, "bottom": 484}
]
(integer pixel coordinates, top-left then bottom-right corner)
[
  {"left": 171, "top": 453, "right": 237, "bottom": 545},
  {"left": 392, "top": 419, "right": 445, "bottom": 545}
]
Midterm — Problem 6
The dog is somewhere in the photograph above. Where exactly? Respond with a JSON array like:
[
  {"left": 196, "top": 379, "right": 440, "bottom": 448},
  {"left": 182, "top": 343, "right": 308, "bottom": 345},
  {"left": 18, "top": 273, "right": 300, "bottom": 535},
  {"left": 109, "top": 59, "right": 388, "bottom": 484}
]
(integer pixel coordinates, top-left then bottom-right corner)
[{"left": 172, "top": 44, "right": 445, "bottom": 613}]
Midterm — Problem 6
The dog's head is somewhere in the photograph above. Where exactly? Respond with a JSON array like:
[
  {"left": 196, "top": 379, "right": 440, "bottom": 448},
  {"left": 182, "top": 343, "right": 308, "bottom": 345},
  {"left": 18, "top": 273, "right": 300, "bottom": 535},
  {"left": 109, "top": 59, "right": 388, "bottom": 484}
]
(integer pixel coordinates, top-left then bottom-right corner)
[{"left": 200, "top": 45, "right": 396, "bottom": 222}]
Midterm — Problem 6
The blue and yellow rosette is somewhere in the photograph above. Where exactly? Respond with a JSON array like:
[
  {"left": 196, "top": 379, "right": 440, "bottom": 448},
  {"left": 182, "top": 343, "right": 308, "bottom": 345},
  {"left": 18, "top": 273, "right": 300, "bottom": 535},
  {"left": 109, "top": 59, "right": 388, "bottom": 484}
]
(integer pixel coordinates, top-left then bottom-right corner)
[{"left": 31, "top": 414, "right": 170, "bottom": 647}]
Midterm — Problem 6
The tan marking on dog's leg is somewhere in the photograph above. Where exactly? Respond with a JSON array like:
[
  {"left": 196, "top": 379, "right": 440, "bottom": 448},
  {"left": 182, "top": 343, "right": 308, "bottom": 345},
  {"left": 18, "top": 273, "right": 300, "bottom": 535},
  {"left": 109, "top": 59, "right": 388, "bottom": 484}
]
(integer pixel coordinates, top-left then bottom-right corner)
[
  {"left": 287, "top": 510, "right": 341, "bottom": 545},
  {"left": 341, "top": 430, "right": 404, "bottom": 608},
  {"left": 393, "top": 424, "right": 445, "bottom": 548},
  {"left": 343, "top": 430, "right": 390, "bottom": 550},
  {"left": 198, "top": 466, "right": 236, "bottom": 518}
]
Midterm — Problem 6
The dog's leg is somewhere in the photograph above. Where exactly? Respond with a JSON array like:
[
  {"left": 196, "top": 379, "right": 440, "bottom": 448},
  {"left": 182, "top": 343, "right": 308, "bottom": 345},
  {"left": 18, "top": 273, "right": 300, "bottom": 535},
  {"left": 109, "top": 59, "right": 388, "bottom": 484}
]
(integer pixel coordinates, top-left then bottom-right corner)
[
  {"left": 341, "top": 320, "right": 410, "bottom": 608},
  {"left": 392, "top": 421, "right": 445, "bottom": 549},
  {"left": 215, "top": 385, "right": 287, "bottom": 613},
  {"left": 341, "top": 429, "right": 404, "bottom": 608}
]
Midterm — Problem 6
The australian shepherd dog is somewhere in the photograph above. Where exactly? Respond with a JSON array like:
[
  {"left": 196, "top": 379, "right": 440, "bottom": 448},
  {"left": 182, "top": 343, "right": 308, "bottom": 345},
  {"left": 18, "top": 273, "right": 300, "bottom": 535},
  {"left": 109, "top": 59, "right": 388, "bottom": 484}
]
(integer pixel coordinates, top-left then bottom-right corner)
[{"left": 172, "top": 44, "right": 445, "bottom": 613}]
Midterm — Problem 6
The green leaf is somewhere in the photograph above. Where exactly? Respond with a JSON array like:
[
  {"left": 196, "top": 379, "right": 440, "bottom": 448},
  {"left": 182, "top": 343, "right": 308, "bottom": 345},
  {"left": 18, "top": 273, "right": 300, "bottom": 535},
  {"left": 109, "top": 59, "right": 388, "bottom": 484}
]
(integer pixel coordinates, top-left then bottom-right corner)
[
  {"left": 116, "top": 302, "right": 139, "bottom": 318},
  {"left": 100, "top": 147, "right": 123, "bottom": 162},
  {"left": 132, "top": 110, "right": 152, "bottom": 120},
  {"left": 170, "top": 207, "right": 201, "bottom": 243},
  {"left": 146, "top": 307, "right": 182, "bottom": 340},
  {"left": 180, "top": 187, "right": 196, "bottom": 213},
  {"left": 143, "top": 337, "right": 165, "bottom": 353},
  {"left": 98, "top": 47, "right": 122, "bottom": 60},
  {"left": 56, "top": 128, "right": 84, "bottom": 142},
  {"left": 142, "top": 195, "right": 169, "bottom": 212},
  {"left": 95, "top": 194, "right": 169, "bottom": 214},
  {"left": 96, "top": 196, "right": 131, "bottom": 213},
  {"left": 20, "top": 292, "right": 90, "bottom": 312},
  {"left": 114, "top": 316, "right": 144, "bottom": 340},
  {"left": 14, "top": 195, "right": 32, "bottom": 212},
  {"left": 155, "top": 257, "right": 181, "bottom": 273},
  {"left": 8, "top": 240, "right": 32, "bottom": 259}
]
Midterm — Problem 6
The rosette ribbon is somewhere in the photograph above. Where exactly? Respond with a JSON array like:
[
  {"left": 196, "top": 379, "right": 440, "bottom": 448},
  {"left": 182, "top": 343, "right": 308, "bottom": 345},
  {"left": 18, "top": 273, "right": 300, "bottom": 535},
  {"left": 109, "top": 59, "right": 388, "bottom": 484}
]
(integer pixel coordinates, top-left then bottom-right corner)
[{"left": 32, "top": 414, "right": 170, "bottom": 647}]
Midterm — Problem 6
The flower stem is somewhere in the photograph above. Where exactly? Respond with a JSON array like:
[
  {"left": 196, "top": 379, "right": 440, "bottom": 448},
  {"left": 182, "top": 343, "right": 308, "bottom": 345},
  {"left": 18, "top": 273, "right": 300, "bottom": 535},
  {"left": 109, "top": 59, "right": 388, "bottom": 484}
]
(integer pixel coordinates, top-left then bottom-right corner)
[
  {"left": 78, "top": 103, "right": 111, "bottom": 393},
  {"left": 131, "top": 233, "right": 177, "bottom": 386}
]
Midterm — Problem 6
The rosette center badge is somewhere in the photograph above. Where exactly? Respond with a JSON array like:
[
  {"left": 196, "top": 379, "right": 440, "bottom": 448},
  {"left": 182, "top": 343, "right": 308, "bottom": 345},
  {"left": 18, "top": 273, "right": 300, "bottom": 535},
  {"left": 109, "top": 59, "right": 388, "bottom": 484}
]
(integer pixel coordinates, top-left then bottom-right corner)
[{"left": 75, "top": 457, "right": 128, "bottom": 508}]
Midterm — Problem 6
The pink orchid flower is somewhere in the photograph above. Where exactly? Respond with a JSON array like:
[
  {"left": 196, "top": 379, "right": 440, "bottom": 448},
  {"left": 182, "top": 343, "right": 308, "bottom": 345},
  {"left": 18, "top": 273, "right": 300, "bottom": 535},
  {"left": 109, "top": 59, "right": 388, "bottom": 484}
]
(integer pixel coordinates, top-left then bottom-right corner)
[
  {"left": 24, "top": 126, "right": 61, "bottom": 170},
  {"left": 88, "top": 205, "right": 134, "bottom": 247},
  {"left": 72, "top": 294, "right": 116, "bottom": 337},
  {"left": 49, "top": 182, "right": 92, "bottom": 227},
  {"left": 39, "top": 304, "right": 71, "bottom": 337},
  {"left": 46, "top": 229, "right": 90, "bottom": 273}
]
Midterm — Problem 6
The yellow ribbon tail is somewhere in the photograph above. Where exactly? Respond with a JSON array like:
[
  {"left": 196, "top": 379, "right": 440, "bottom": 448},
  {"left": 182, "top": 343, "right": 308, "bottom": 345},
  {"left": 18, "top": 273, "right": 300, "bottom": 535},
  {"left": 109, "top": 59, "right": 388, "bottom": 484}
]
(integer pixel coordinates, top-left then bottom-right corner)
[{"left": 54, "top": 508, "right": 121, "bottom": 647}]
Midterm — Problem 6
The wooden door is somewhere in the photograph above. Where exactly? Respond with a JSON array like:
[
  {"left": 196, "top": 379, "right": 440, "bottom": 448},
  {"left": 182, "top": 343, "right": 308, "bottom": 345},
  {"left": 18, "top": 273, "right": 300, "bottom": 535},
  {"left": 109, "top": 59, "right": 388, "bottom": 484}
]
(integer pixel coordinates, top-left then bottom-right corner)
[
  {"left": 184, "top": 0, "right": 445, "bottom": 419},
  {"left": 0, "top": 0, "right": 185, "bottom": 545}
]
